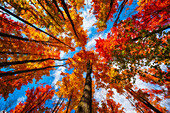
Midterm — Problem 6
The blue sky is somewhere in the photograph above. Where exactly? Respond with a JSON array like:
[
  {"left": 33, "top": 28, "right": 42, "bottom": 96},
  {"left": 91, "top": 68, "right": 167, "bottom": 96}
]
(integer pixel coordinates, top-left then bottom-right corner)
[{"left": 0, "top": 0, "right": 169, "bottom": 112}]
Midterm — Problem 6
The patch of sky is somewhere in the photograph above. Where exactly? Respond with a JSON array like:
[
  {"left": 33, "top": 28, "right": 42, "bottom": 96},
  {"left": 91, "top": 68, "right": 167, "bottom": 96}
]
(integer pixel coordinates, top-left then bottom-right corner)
[{"left": 0, "top": 66, "right": 14, "bottom": 72}]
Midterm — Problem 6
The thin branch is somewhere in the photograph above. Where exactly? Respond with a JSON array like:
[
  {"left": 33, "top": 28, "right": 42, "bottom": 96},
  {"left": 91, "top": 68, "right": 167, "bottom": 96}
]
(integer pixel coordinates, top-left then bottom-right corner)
[
  {"left": 0, "top": 32, "right": 63, "bottom": 47},
  {"left": 0, "top": 64, "right": 66, "bottom": 77},
  {"left": 60, "top": 0, "right": 80, "bottom": 40},
  {"left": 0, "top": 58, "right": 67, "bottom": 67},
  {"left": 37, "top": 0, "right": 61, "bottom": 27},
  {"left": 53, "top": 0, "right": 65, "bottom": 20},
  {"left": 114, "top": 24, "right": 170, "bottom": 48},
  {"left": 114, "top": 0, "right": 128, "bottom": 26},
  {"left": 66, "top": 90, "right": 73, "bottom": 113},
  {"left": 105, "top": 0, "right": 114, "bottom": 23},
  {"left": 132, "top": 24, "right": 170, "bottom": 41},
  {"left": 55, "top": 99, "right": 65, "bottom": 113},
  {"left": 0, "top": 51, "right": 48, "bottom": 56},
  {"left": 110, "top": 104, "right": 114, "bottom": 113},
  {"left": 27, "top": 91, "right": 51, "bottom": 113},
  {"left": 139, "top": 70, "right": 170, "bottom": 82},
  {"left": 0, "top": 16, "right": 23, "bottom": 28},
  {"left": 3, "top": 73, "right": 32, "bottom": 82},
  {"left": 52, "top": 95, "right": 63, "bottom": 113},
  {"left": 123, "top": 93, "right": 144, "bottom": 113}
]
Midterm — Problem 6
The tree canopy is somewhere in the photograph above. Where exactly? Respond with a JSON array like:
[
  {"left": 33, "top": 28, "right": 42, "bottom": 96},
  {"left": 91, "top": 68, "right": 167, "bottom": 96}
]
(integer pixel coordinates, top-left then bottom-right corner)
[{"left": 0, "top": 0, "right": 169, "bottom": 112}]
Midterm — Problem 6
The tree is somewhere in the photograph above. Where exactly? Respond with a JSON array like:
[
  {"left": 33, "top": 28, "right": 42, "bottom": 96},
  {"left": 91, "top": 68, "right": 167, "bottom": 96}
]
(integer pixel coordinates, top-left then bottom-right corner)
[
  {"left": 0, "top": 0, "right": 169, "bottom": 113},
  {"left": 10, "top": 85, "right": 55, "bottom": 113}
]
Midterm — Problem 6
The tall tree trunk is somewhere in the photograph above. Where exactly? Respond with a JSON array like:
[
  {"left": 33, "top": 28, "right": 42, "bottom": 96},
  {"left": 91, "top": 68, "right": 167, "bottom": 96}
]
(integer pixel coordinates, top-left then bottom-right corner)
[{"left": 76, "top": 61, "right": 92, "bottom": 113}]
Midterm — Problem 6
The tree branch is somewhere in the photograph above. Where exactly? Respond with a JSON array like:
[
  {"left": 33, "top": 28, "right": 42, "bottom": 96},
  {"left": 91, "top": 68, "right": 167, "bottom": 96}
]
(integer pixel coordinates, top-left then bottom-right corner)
[
  {"left": 52, "top": 95, "right": 63, "bottom": 113},
  {"left": 60, "top": 0, "right": 80, "bottom": 40},
  {"left": 105, "top": 0, "right": 114, "bottom": 23},
  {"left": 0, "top": 58, "right": 67, "bottom": 67},
  {"left": 132, "top": 24, "right": 170, "bottom": 41},
  {"left": 0, "top": 32, "right": 63, "bottom": 47},
  {"left": 37, "top": 0, "right": 61, "bottom": 27},
  {"left": 114, "top": 0, "right": 128, "bottom": 26},
  {"left": 128, "top": 89, "right": 162, "bottom": 113},
  {"left": 0, "top": 6, "right": 73, "bottom": 49},
  {"left": 55, "top": 99, "right": 65, "bottom": 113},
  {"left": 0, "top": 51, "right": 49, "bottom": 56},
  {"left": 0, "top": 64, "right": 66, "bottom": 77},
  {"left": 53, "top": 0, "right": 65, "bottom": 20},
  {"left": 66, "top": 90, "right": 73, "bottom": 113}
]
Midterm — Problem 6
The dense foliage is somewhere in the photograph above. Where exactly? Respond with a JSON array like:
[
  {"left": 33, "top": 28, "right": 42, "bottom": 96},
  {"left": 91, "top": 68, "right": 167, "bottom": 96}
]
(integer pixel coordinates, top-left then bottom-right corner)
[{"left": 0, "top": 0, "right": 169, "bottom": 112}]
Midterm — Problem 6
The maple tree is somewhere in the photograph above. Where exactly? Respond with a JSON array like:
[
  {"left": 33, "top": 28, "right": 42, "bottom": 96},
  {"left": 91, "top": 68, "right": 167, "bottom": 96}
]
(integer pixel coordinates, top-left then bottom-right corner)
[{"left": 0, "top": 0, "right": 169, "bottom": 113}]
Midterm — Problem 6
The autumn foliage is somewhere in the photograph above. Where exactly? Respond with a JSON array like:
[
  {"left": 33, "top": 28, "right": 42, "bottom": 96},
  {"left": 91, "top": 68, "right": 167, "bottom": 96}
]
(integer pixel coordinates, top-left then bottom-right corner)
[
  {"left": 0, "top": 0, "right": 169, "bottom": 113},
  {"left": 10, "top": 85, "right": 54, "bottom": 113}
]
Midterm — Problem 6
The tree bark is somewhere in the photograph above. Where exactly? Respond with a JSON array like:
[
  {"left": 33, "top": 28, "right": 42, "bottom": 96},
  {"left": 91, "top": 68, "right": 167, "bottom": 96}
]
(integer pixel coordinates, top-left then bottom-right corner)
[{"left": 76, "top": 61, "right": 92, "bottom": 113}]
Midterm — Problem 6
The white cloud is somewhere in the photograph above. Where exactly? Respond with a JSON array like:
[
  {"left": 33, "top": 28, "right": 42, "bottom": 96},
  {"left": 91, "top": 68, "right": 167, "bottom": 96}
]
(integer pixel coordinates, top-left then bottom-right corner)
[
  {"left": 87, "top": 30, "right": 92, "bottom": 35},
  {"left": 160, "top": 63, "right": 168, "bottom": 71},
  {"left": 81, "top": 11, "right": 96, "bottom": 32},
  {"left": 52, "top": 94, "right": 60, "bottom": 103},
  {"left": 160, "top": 99, "right": 170, "bottom": 111},
  {"left": 60, "top": 51, "right": 66, "bottom": 58},
  {"left": 134, "top": 76, "right": 150, "bottom": 89},
  {"left": 86, "top": 35, "right": 99, "bottom": 49},
  {"left": 80, "top": 2, "right": 96, "bottom": 35},
  {"left": 94, "top": 88, "right": 107, "bottom": 101},
  {"left": 94, "top": 88, "right": 136, "bottom": 112},
  {"left": 86, "top": 32, "right": 108, "bottom": 49},
  {"left": 85, "top": 0, "right": 92, "bottom": 5},
  {"left": 17, "top": 96, "right": 26, "bottom": 104},
  {"left": 113, "top": 90, "right": 136, "bottom": 113},
  {"left": 52, "top": 64, "right": 66, "bottom": 89},
  {"left": 52, "top": 51, "right": 67, "bottom": 89}
]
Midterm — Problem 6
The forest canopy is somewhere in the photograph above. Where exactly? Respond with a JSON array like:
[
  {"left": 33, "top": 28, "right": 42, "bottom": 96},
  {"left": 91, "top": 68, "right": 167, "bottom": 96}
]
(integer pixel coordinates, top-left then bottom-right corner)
[{"left": 0, "top": 0, "right": 169, "bottom": 112}]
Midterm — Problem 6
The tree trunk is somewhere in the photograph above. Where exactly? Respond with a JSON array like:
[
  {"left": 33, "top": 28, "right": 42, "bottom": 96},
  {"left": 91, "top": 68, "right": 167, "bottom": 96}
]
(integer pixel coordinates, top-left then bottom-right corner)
[{"left": 76, "top": 61, "right": 92, "bottom": 113}]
